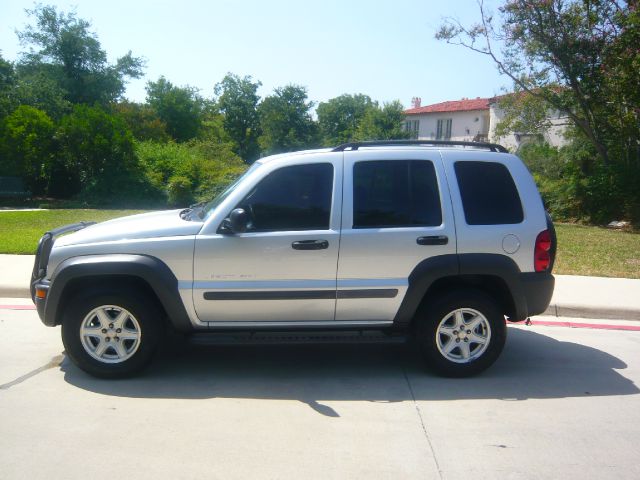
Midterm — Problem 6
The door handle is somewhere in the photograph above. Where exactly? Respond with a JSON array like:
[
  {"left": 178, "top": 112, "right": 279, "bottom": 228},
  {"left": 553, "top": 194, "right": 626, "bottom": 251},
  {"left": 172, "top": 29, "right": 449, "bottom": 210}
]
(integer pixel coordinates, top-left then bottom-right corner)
[
  {"left": 417, "top": 235, "right": 448, "bottom": 246},
  {"left": 292, "top": 240, "right": 329, "bottom": 250}
]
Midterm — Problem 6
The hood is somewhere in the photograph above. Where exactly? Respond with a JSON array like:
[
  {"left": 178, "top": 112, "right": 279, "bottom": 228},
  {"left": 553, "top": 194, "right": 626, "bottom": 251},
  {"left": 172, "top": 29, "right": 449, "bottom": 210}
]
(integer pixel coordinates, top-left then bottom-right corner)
[{"left": 54, "top": 209, "right": 203, "bottom": 247}]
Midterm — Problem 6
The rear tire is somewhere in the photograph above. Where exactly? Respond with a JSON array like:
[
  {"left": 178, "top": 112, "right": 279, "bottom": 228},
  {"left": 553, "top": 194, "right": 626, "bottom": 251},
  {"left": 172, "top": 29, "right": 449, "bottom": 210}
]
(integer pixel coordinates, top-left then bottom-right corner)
[
  {"left": 61, "top": 291, "right": 163, "bottom": 378},
  {"left": 415, "top": 289, "right": 506, "bottom": 377}
]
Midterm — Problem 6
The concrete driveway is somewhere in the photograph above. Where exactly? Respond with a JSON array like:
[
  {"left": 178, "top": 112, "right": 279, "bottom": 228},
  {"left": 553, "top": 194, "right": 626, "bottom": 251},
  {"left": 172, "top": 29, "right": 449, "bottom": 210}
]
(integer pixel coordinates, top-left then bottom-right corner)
[{"left": 1, "top": 307, "right": 639, "bottom": 479}]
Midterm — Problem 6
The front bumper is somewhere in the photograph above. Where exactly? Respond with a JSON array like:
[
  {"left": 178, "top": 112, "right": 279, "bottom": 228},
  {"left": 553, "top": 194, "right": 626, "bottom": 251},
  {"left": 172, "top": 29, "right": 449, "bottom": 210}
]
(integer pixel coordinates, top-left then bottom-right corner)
[
  {"left": 31, "top": 222, "right": 95, "bottom": 326},
  {"left": 33, "top": 280, "right": 50, "bottom": 325}
]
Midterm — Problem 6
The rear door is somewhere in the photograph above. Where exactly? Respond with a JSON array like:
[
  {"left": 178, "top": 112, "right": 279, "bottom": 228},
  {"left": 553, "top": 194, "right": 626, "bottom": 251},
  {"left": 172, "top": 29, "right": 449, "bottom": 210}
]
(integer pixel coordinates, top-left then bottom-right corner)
[{"left": 335, "top": 149, "right": 456, "bottom": 322}]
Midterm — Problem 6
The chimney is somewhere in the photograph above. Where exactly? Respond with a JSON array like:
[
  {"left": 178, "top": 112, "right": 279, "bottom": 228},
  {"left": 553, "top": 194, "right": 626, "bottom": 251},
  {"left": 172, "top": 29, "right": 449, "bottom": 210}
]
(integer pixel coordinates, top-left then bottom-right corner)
[{"left": 411, "top": 97, "right": 421, "bottom": 109}]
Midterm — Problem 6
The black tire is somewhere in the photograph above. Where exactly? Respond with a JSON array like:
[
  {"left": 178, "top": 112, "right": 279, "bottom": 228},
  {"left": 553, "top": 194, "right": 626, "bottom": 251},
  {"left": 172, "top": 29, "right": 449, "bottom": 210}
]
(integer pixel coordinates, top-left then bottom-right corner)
[
  {"left": 61, "top": 291, "right": 163, "bottom": 378},
  {"left": 414, "top": 289, "right": 507, "bottom": 377}
]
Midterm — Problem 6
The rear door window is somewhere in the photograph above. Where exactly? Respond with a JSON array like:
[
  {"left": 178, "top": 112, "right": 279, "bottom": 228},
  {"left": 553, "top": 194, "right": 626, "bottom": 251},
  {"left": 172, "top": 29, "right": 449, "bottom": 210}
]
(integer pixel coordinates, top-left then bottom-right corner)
[
  {"left": 454, "top": 161, "right": 523, "bottom": 225},
  {"left": 353, "top": 160, "right": 442, "bottom": 228}
]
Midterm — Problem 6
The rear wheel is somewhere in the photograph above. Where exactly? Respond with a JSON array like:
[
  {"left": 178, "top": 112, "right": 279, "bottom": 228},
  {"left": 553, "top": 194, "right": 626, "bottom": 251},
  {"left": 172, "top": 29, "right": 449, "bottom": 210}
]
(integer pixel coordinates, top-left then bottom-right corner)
[
  {"left": 62, "top": 292, "right": 162, "bottom": 378},
  {"left": 415, "top": 290, "right": 506, "bottom": 377}
]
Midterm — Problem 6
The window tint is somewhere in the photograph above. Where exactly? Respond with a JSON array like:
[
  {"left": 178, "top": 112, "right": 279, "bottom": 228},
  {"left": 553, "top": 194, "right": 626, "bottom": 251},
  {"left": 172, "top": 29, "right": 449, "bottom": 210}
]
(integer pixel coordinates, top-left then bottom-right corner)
[
  {"left": 353, "top": 160, "right": 442, "bottom": 228},
  {"left": 237, "top": 163, "right": 333, "bottom": 231},
  {"left": 454, "top": 161, "right": 523, "bottom": 225}
]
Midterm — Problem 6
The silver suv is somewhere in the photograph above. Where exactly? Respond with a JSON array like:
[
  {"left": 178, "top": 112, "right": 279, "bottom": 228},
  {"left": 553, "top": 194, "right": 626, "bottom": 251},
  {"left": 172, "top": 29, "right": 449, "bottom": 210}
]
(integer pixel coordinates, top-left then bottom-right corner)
[{"left": 31, "top": 140, "right": 556, "bottom": 378}]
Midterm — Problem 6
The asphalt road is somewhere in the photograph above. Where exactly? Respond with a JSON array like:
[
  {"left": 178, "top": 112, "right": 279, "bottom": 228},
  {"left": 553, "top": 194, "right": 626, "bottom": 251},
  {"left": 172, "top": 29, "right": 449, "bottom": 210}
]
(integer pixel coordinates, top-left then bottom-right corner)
[{"left": 1, "top": 307, "right": 639, "bottom": 480}]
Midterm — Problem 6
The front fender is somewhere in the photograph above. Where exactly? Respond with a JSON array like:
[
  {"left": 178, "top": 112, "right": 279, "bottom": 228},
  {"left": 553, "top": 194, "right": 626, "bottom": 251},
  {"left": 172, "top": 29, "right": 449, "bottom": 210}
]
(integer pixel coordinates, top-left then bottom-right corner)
[{"left": 38, "top": 254, "right": 192, "bottom": 332}]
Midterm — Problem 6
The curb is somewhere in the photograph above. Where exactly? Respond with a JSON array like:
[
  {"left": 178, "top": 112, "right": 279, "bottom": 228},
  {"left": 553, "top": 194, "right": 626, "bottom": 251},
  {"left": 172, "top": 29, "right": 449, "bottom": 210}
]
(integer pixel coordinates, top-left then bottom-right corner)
[
  {"left": 543, "top": 303, "right": 640, "bottom": 321},
  {"left": 0, "top": 286, "right": 30, "bottom": 298}
]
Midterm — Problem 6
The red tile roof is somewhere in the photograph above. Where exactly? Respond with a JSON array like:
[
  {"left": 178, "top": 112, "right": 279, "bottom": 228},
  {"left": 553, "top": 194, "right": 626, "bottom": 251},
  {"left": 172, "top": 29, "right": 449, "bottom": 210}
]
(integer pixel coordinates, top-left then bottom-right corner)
[{"left": 405, "top": 97, "right": 490, "bottom": 115}]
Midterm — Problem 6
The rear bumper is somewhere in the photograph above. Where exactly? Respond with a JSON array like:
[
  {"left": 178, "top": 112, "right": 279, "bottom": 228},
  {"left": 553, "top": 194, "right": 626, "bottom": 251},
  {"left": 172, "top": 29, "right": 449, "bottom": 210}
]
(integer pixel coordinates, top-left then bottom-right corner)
[{"left": 516, "top": 272, "right": 555, "bottom": 320}]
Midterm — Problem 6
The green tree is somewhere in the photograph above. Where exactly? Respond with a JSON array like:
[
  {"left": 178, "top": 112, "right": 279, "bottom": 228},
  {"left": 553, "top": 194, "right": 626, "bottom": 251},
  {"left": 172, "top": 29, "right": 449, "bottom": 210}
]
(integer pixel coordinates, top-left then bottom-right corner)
[
  {"left": 0, "top": 53, "right": 18, "bottom": 119},
  {"left": 146, "top": 77, "right": 203, "bottom": 142},
  {"left": 437, "top": 0, "right": 640, "bottom": 221},
  {"left": 136, "top": 140, "right": 246, "bottom": 206},
  {"left": 317, "top": 93, "right": 375, "bottom": 146},
  {"left": 56, "top": 105, "right": 143, "bottom": 199},
  {"left": 16, "top": 4, "right": 144, "bottom": 106},
  {"left": 113, "top": 101, "right": 169, "bottom": 142},
  {"left": 354, "top": 101, "right": 410, "bottom": 141},
  {"left": 12, "top": 69, "right": 71, "bottom": 120},
  {"left": 214, "top": 73, "right": 261, "bottom": 162},
  {"left": 492, "top": 91, "right": 565, "bottom": 142},
  {"left": 0, "top": 105, "right": 54, "bottom": 194},
  {"left": 258, "top": 85, "right": 317, "bottom": 155}
]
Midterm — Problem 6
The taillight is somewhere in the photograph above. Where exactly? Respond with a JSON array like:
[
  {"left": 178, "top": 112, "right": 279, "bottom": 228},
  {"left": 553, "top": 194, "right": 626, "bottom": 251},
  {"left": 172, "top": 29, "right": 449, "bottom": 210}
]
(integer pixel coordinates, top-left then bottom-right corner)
[{"left": 534, "top": 230, "right": 552, "bottom": 272}]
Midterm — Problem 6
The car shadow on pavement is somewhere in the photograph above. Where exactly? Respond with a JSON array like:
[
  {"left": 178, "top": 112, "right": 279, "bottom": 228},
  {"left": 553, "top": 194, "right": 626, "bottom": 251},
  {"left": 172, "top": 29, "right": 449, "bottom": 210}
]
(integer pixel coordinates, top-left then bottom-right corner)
[{"left": 61, "top": 327, "right": 639, "bottom": 416}]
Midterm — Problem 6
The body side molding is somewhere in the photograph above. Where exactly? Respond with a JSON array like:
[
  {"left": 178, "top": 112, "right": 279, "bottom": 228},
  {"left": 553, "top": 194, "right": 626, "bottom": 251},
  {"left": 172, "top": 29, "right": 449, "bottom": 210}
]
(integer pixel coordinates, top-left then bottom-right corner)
[{"left": 203, "top": 289, "right": 398, "bottom": 301}]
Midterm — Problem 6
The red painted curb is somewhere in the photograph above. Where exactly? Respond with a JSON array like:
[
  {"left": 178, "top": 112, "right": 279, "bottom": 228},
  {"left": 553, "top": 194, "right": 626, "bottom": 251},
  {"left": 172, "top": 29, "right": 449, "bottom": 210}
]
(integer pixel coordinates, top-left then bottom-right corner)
[{"left": 511, "top": 319, "right": 640, "bottom": 332}]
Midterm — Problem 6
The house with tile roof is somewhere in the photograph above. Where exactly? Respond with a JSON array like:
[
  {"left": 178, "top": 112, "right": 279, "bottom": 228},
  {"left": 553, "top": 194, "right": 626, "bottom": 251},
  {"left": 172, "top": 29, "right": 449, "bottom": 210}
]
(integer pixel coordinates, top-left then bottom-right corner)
[
  {"left": 404, "top": 97, "right": 491, "bottom": 143},
  {"left": 404, "top": 96, "right": 568, "bottom": 151}
]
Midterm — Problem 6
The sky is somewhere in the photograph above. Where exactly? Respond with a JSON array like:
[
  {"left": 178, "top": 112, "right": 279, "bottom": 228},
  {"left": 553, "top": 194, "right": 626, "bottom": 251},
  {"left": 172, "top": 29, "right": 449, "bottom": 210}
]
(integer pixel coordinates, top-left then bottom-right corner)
[{"left": 0, "top": 0, "right": 509, "bottom": 109}]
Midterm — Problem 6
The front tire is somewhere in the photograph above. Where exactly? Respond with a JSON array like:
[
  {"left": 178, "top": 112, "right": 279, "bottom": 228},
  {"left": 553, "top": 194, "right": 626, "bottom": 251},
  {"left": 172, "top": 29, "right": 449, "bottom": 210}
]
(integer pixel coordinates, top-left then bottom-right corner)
[
  {"left": 415, "top": 289, "right": 507, "bottom": 377},
  {"left": 61, "top": 291, "right": 163, "bottom": 378}
]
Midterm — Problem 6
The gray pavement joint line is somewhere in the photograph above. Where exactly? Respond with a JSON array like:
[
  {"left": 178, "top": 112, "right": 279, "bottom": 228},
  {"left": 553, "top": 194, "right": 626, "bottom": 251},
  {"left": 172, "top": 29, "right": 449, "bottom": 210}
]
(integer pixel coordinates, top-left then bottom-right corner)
[
  {"left": 0, "top": 353, "right": 65, "bottom": 391},
  {"left": 402, "top": 366, "right": 444, "bottom": 480}
]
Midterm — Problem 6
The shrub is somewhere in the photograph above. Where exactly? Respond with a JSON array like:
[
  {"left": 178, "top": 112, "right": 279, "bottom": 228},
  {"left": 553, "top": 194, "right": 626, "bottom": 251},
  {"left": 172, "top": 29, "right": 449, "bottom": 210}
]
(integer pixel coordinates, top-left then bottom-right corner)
[
  {"left": 57, "top": 105, "right": 163, "bottom": 206},
  {"left": 135, "top": 139, "right": 247, "bottom": 207},
  {"left": 519, "top": 139, "right": 640, "bottom": 224},
  {"left": 0, "top": 105, "right": 55, "bottom": 195},
  {"left": 167, "top": 175, "right": 193, "bottom": 206}
]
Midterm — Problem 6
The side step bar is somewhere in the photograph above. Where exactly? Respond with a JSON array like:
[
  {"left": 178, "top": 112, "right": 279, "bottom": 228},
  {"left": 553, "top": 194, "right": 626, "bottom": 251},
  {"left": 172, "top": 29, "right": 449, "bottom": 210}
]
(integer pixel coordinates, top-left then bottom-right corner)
[{"left": 189, "top": 330, "right": 409, "bottom": 346}]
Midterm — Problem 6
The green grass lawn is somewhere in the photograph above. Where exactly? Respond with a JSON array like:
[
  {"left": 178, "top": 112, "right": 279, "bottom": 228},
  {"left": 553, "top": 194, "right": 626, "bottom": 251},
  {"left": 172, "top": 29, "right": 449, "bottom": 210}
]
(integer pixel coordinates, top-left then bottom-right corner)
[
  {"left": 554, "top": 223, "right": 640, "bottom": 278},
  {"left": 0, "top": 209, "right": 148, "bottom": 255},
  {"left": 0, "top": 210, "right": 638, "bottom": 278}
]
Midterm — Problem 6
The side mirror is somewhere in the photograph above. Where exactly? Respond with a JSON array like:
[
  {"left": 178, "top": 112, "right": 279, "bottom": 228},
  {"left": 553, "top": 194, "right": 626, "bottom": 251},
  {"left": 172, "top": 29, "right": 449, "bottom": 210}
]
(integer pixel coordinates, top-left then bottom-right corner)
[{"left": 228, "top": 208, "right": 249, "bottom": 233}]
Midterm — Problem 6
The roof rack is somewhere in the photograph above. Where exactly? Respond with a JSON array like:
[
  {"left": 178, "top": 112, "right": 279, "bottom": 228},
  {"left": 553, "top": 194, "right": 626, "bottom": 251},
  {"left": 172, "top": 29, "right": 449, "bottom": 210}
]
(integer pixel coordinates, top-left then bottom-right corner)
[{"left": 331, "top": 140, "right": 509, "bottom": 153}]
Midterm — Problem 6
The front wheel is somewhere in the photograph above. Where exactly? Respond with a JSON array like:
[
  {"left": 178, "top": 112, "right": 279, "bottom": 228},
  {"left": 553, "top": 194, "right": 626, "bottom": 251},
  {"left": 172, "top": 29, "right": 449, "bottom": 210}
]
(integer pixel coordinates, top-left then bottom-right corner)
[
  {"left": 61, "top": 292, "right": 163, "bottom": 378},
  {"left": 415, "top": 290, "right": 507, "bottom": 377}
]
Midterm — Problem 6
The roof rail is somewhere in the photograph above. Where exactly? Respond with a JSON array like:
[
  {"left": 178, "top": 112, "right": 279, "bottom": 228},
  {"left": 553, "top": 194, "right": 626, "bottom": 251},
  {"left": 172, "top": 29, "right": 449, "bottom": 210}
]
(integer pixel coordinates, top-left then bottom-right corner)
[{"left": 331, "top": 140, "right": 509, "bottom": 153}]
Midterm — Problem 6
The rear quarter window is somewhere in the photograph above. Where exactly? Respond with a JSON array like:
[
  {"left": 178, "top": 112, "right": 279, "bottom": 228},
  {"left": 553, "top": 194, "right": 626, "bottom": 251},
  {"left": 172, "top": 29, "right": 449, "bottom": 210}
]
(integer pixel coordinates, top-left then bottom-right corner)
[{"left": 454, "top": 161, "right": 524, "bottom": 225}]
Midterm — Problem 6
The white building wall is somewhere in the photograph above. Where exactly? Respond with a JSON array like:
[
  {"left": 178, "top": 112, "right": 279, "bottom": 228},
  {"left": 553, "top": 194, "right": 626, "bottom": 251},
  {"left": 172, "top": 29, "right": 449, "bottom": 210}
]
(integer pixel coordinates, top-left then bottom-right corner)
[
  {"left": 411, "top": 110, "right": 490, "bottom": 142},
  {"left": 489, "top": 104, "right": 569, "bottom": 151}
]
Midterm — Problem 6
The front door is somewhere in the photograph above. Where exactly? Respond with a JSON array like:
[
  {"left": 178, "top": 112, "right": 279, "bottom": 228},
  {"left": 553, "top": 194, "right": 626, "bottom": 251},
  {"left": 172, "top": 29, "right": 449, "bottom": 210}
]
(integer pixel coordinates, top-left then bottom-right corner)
[{"left": 193, "top": 156, "right": 342, "bottom": 324}]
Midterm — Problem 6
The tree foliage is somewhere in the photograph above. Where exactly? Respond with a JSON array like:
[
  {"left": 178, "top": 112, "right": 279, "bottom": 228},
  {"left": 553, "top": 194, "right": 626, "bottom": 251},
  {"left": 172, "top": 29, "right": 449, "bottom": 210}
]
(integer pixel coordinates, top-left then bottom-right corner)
[
  {"left": 112, "top": 101, "right": 169, "bottom": 142},
  {"left": 0, "top": 6, "right": 418, "bottom": 210},
  {"left": 0, "top": 105, "right": 54, "bottom": 194},
  {"left": 146, "top": 77, "right": 203, "bottom": 142},
  {"left": 56, "top": 104, "right": 141, "bottom": 198},
  {"left": 354, "top": 101, "right": 410, "bottom": 141},
  {"left": 136, "top": 140, "right": 246, "bottom": 206},
  {"left": 0, "top": 54, "right": 18, "bottom": 119},
  {"left": 258, "top": 85, "right": 317, "bottom": 155},
  {"left": 16, "top": 4, "right": 144, "bottom": 106},
  {"left": 214, "top": 73, "right": 261, "bottom": 162},
  {"left": 12, "top": 68, "right": 71, "bottom": 120},
  {"left": 316, "top": 93, "right": 375, "bottom": 146},
  {"left": 437, "top": 0, "right": 640, "bottom": 221}
]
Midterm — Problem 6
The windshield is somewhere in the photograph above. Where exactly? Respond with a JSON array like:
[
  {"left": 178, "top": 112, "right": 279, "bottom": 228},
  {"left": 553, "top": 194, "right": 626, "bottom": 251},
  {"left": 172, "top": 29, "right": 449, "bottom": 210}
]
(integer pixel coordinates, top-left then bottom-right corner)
[{"left": 201, "top": 163, "right": 260, "bottom": 219}]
